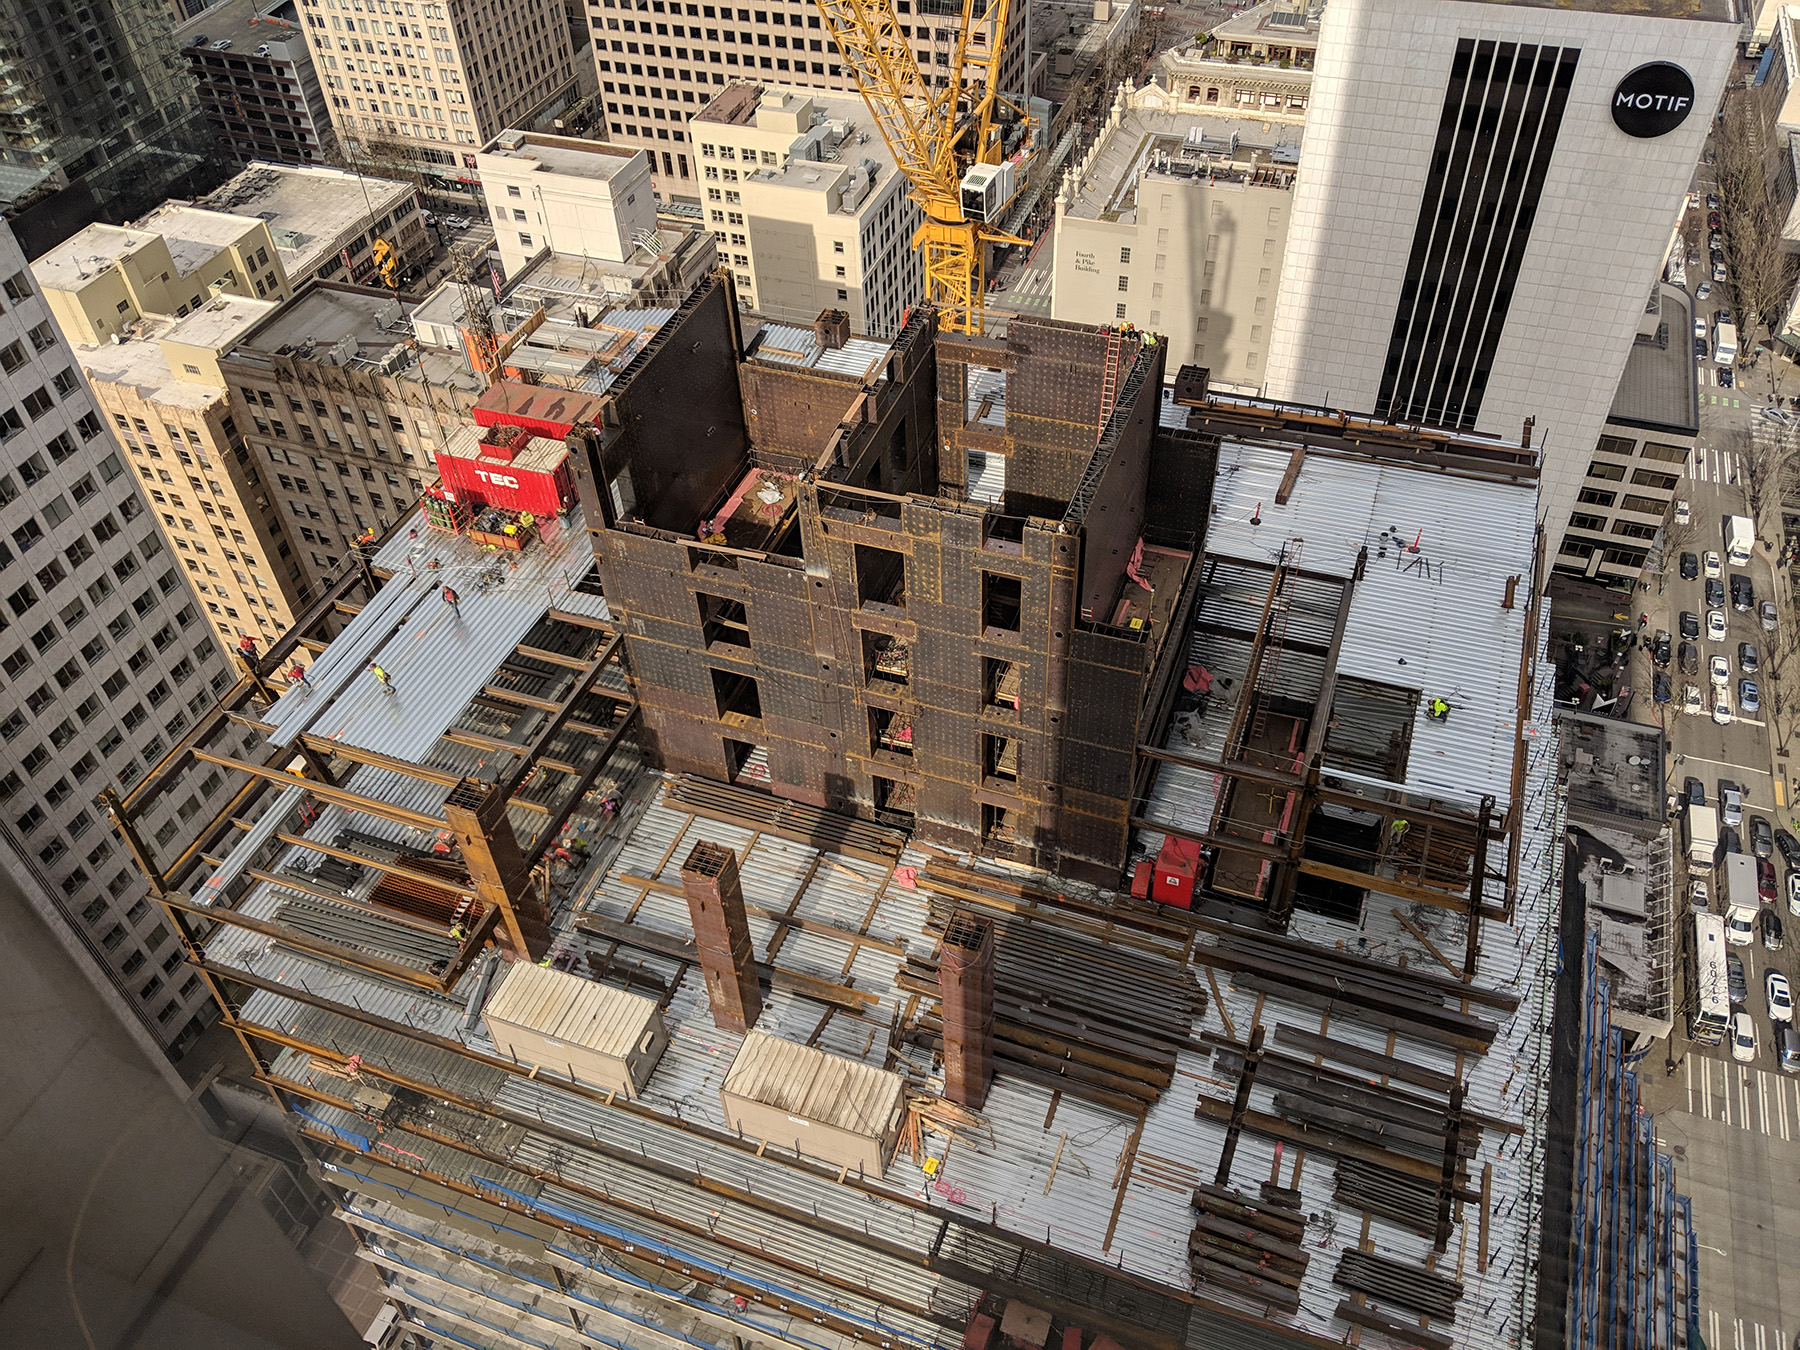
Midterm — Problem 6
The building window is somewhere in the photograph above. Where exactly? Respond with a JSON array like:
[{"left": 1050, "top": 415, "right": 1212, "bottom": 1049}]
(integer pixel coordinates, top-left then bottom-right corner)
[{"left": 1373, "top": 39, "right": 1580, "bottom": 429}]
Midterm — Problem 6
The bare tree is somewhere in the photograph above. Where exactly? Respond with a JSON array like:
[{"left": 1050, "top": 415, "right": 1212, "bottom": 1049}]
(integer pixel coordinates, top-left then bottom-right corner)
[
  {"left": 1715, "top": 93, "right": 1798, "bottom": 398},
  {"left": 1732, "top": 423, "right": 1795, "bottom": 539}
]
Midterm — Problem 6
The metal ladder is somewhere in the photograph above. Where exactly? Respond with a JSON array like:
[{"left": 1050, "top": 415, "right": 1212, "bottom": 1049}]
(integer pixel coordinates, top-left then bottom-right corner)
[
  {"left": 1249, "top": 542, "right": 1303, "bottom": 742},
  {"left": 1097, "top": 329, "right": 1124, "bottom": 437}
]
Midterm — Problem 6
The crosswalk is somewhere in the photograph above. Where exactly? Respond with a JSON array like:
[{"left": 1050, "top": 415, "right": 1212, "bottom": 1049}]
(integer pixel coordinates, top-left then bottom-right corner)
[
  {"left": 1690, "top": 441, "right": 1743, "bottom": 483},
  {"left": 1685, "top": 1052, "right": 1800, "bottom": 1138},
  {"left": 997, "top": 268, "right": 1052, "bottom": 313}
]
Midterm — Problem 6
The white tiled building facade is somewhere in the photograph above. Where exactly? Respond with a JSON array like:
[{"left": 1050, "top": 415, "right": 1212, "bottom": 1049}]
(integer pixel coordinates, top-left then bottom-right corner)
[
  {"left": 0, "top": 222, "right": 236, "bottom": 1054},
  {"left": 1263, "top": 0, "right": 1736, "bottom": 554}
]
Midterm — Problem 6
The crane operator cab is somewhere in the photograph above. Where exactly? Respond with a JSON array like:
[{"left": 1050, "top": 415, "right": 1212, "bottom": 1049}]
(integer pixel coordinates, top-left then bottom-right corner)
[{"left": 960, "top": 161, "right": 1018, "bottom": 223}]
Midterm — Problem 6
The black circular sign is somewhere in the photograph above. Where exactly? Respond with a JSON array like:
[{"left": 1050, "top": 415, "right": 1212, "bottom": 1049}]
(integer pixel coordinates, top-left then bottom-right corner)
[{"left": 1612, "top": 62, "right": 1696, "bottom": 138}]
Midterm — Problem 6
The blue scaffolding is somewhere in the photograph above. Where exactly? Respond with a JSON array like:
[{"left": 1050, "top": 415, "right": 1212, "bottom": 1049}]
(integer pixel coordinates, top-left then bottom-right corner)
[{"left": 1569, "top": 931, "right": 1697, "bottom": 1350}]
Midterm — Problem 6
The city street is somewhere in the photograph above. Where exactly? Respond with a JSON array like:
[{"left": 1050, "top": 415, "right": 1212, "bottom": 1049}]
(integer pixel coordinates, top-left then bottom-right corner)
[{"left": 1634, "top": 357, "right": 1800, "bottom": 1348}]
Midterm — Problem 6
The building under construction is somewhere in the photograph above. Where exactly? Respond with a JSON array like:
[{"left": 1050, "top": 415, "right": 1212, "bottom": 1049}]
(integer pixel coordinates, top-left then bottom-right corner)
[{"left": 109, "top": 270, "right": 1611, "bottom": 1350}]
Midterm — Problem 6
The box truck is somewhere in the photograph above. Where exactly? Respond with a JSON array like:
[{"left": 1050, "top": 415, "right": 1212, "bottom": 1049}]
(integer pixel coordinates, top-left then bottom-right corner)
[
  {"left": 1724, "top": 852, "right": 1760, "bottom": 946},
  {"left": 1685, "top": 802, "right": 1719, "bottom": 867},
  {"left": 1726, "top": 514, "right": 1754, "bottom": 566}
]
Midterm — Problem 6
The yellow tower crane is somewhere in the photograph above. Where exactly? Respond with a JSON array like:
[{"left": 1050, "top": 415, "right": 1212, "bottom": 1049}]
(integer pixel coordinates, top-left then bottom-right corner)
[{"left": 812, "top": 0, "right": 1025, "bottom": 335}]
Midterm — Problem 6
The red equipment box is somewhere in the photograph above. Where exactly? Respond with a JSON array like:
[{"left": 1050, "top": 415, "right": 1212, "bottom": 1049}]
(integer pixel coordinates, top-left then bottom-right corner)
[
  {"left": 1152, "top": 836, "right": 1201, "bottom": 909},
  {"left": 434, "top": 422, "right": 574, "bottom": 519}
]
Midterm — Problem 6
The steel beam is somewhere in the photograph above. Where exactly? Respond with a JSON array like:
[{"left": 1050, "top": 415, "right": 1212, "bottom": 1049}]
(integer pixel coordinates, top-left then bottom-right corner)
[
  {"left": 191, "top": 749, "right": 444, "bottom": 832},
  {"left": 159, "top": 888, "right": 451, "bottom": 991},
  {"left": 500, "top": 633, "right": 623, "bottom": 798},
  {"left": 518, "top": 703, "right": 639, "bottom": 871},
  {"left": 298, "top": 734, "right": 466, "bottom": 788},
  {"left": 269, "top": 830, "right": 473, "bottom": 897}
]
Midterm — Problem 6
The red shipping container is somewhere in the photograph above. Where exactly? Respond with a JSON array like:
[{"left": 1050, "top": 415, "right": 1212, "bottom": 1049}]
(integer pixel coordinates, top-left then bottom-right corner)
[
  {"left": 435, "top": 423, "right": 575, "bottom": 518},
  {"left": 1153, "top": 836, "right": 1201, "bottom": 909},
  {"left": 474, "top": 381, "right": 609, "bottom": 440}
]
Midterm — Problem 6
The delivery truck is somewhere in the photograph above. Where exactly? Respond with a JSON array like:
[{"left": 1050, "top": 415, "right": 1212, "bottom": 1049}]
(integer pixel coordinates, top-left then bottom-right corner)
[
  {"left": 1685, "top": 802, "right": 1719, "bottom": 867},
  {"left": 1726, "top": 514, "right": 1754, "bottom": 566},
  {"left": 1724, "top": 852, "right": 1761, "bottom": 946}
]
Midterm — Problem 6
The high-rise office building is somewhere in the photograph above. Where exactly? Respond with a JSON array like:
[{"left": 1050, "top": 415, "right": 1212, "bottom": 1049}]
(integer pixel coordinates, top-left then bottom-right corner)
[
  {"left": 1262, "top": 0, "right": 1736, "bottom": 548},
  {"left": 689, "top": 83, "right": 923, "bottom": 336},
  {"left": 174, "top": 0, "right": 338, "bottom": 167},
  {"left": 291, "top": 0, "right": 582, "bottom": 211},
  {"left": 0, "top": 0, "right": 227, "bottom": 257},
  {"left": 0, "top": 217, "right": 236, "bottom": 1055},
  {"left": 587, "top": 0, "right": 1029, "bottom": 200}
]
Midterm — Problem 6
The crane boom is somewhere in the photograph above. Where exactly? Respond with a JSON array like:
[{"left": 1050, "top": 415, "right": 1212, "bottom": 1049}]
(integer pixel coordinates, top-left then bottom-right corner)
[{"left": 813, "top": 0, "right": 1020, "bottom": 333}]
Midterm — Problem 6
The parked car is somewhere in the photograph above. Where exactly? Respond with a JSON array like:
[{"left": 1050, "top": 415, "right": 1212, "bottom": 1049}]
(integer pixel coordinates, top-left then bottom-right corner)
[
  {"left": 1683, "top": 683, "right": 1704, "bottom": 715},
  {"left": 1721, "top": 783, "right": 1744, "bottom": 826},
  {"left": 1776, "top": 827, "right": 1800, "bottom": 869},
  {"left": 1715, "top": 260, "right": 1729, "bottom": 282},
  {"left": 1706, "top": 577, "right": 1726, "bottom": 608},
  {"left": 1716, "top": 307, "right": 1733, "bottom": 327},
  {"left": 1714, "top": 692, "right": 1735, "bottom": 724},
  {"left": 1741, "top": 678, "right": 1761, "bottom": 714},
  {"left": 1694, "top": 314, "right": 1709, "bottom": 339},
  {"left": 1769, "top": 971, "right": 1793, "bottom": 1023},
  {"left": 1695, "top": 337, "right": 1710, "bottom": 360},
  {"left": 1762, "top": 600, "right": 1778, "bottom": 631},
  {"left": 1675, "top": 499, "right": 1691, "bottom": 524},
  {"left": 1731, "top": 1010, "right": 1758, "bottom": 1062},
  {"left": 1780, "top": 1027, "right": 1800, "bottom": 1073},
  {"left": 1740, "top": 642, "right": 1759, "bottom": 673},
  {"left": 1764, "top": 908, "right": 1786, "bottom": 951},
  {"left": 1708, "top": 211, "right": 1722, "bottom": 230},
  {"left": 1732, "top": 574, "right": 1755, "bottom": 612},
  {"left": 1692, "top": 878, "right": 1711, "bottom": 912},
  {"left": 1708, "top": 609, "right": 1728, "bottom": 641},
  {"left": 1707, "top": 192, "right": 1721, "bottom": 209},
  {"left": 1681, "top": 610, "right": 1701, "bottom": 638},
  {"left": 1705, "top": 552, "right": 1722, "bottom": 578},
  {"left": 1710, "top": 653, "right": 1731, "bottom": 685},
  {"left": 1730, "top": 951, "right": 1748, "bottom": 1002},
  {"left": 1753, "top": 815, "right": 1776, "bottom": 858},
  {"left": 1760, "top": 856, "right": 1779, "bottom": 904},
  {"left": 1680, "top": 552, "right": 1699, "bottom": 579},
  {"left": 1652, "top": 630, "right": 1671, "bottom": 667},
  {"left": 1720, "top": 824, "right": 1743, "bottom": 856},
  {"left": 1710, "top": 231, "right": 1724, "bottom": 249},
  {"left": 1697, "top": 282, "right": 1713, "bottom": 300},
  {"left": 1788, "top": 870, "right": 1800, "bottom": 916},
  {"left": 1680, "top": 640, "right": 1699, "bottom": 675},
  {"left": 1685, "top": 776, "right": 1706, "bottom": 805},
  {"left": 1654, "top": 671, "right": 1672, "bottom": 703}
]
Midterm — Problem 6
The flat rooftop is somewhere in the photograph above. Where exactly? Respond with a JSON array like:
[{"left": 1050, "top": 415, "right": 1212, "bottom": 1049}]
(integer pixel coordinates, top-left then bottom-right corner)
[
  {"left": 200, "top": 162, "right": 416, "bottom": 280},
  {"left": 172, "top": 0, "right": 303, "bottom": 47},
  {"left": 231, "top": 283, "right": 480, "bottom": 392},
  {"left": 32, "top": 214, "right": 234, "bottom": 291},
  {"left": 1062, "top": 110, "right": 1301, "bottom": 223},
  {"left": 161, "top": 293, "right": 281, "bottom": 353},
  {"left": 73, "top": 317, "right": 225, "bottom": 409},
  {"left": 479, "top": 131, "right": 644, "bottom": 181},
  {"left": 1558, "top": 710, "right": 1666, "bottom": 835},
  {"left": 691, "top": 81, "right": 763, "bottom": 127},
  {"left": 1209, "top": 0, "right": 1321, "bottom": 45},
  {"left": 1609, "top": 287, "right": 1700, "bottom": 435}
]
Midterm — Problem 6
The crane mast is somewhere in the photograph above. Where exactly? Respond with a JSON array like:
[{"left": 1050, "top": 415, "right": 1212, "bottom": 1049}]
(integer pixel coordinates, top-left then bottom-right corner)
[{"left": 812, "top": 0, "right": 1022, "bottom": 334}]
